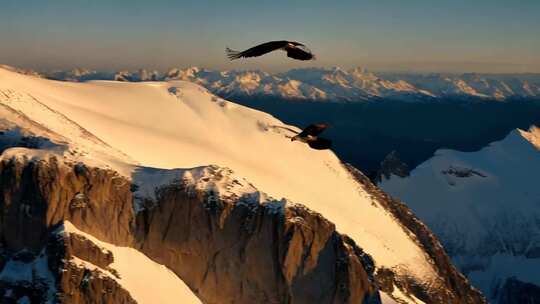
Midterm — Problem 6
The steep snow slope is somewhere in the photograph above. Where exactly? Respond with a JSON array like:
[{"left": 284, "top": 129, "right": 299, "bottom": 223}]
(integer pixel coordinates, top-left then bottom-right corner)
[
  {"left": 380, "top": 126, "right": 540, "bottom": 302},
  {"left": 57, "top": 221, "right": 202, "bottom": 304},
  {"left": 0, "top": 66, "right": 442, "bottom": 300}
]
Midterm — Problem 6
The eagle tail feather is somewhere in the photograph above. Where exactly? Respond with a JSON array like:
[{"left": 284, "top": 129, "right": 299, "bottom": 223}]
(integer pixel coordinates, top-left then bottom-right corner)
[{"left": 226, "top": 48, "right": 242, "bottom": 60}]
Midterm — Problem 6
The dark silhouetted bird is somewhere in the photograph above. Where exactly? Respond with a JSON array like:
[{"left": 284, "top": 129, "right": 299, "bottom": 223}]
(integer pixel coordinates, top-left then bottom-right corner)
[
  {"left": 290, "top": 123, "right": 332, "bottom": 150},
  {"left": 226, "top": 41, "right": 316, "bottom": 61}
]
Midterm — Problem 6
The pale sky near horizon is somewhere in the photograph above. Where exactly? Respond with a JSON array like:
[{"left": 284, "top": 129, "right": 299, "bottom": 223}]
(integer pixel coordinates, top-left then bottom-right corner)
[{"left": 1, "top": 0, "right": 539, "bottom": 73}]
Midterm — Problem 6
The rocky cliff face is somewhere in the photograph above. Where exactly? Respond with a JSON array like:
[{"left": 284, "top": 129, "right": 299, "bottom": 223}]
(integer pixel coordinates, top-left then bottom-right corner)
[
  {"left": 0, "top": 156, "right": 382, "bottom": 303},
  {"left": 0, "top": 154, "right": 485, "bottom": 303},
  {"left": 48, "top": 231, "right": 137, "bottom": 304}
]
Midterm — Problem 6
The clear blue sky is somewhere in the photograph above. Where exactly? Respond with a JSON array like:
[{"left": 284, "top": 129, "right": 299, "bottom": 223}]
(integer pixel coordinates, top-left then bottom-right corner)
[{"left": 1, "top": 0, "right": 539, "bottom": 72}]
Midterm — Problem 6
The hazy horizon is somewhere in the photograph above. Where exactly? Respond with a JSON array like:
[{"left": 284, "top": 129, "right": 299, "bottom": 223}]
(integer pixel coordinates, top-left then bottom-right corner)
[
  {"left": 2, "top": 0, "right": 539, "bottom": 73},
  {"left": 15, "top": 64, "right": 540, "bottom": 76}
]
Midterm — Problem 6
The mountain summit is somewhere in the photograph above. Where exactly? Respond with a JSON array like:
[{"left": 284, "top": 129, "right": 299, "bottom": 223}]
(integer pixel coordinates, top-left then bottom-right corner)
[
  {"left": 380, "top": 126, "right": 540, "bottom": 303},
  {"left": 0, "top": 66, "right": 483, "bottom": 303}
]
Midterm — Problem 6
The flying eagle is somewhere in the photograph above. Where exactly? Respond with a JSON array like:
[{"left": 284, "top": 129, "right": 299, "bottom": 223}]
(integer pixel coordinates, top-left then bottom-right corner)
[
  {"left": 271, "top": 123, "right": 331, "bottom": 150},
  {"left": 291, "top": 123, "right": 332, "bottom": 150},
  {"left": 226, "top": 41, "right": 316, "bottom": 61}
]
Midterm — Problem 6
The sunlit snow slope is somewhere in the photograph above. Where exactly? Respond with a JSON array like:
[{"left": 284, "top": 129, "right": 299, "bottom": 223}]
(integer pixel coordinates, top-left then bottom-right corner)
[{"left": 0, "top": 66, "right": 441, "bottom": 301}]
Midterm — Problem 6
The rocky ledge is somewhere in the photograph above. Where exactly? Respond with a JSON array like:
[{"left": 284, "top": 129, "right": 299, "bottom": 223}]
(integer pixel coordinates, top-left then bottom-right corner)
[{"left": 0, "top": 154, "right": 485, "bottom": 303}]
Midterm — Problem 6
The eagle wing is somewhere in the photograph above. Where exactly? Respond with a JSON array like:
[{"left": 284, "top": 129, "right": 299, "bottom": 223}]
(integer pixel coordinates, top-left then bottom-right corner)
[
  {"left": 285, "top": 44, "right": 315, "bottom": 61},
  {"left": 270, "top": 125, "right": 301, "bottom": 134},
  {"left": 308, "top": 138, "right": 332, "bottom": 150},
  {"left": 297, "top": 123, "right": 329, "bottom": 137},
  {"left": 226, "top": 41, "right": 289, "bottom": 60}
]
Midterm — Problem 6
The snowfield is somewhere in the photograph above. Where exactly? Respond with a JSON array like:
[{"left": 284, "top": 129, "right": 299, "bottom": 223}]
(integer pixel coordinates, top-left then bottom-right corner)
[
  {"left": 380, "top": 125, "right": 540, "bottom": 302},
  {"left": 0, "top": 66, "right": 441, "bottom": 303}
]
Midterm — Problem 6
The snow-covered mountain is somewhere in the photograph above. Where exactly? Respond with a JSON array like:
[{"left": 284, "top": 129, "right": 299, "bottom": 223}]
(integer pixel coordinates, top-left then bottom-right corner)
[
  {"left": 44, "top": 67, "right": 540, "bottom": 101},
  {"left": 163, "top": 67, "right": 436, "bottom": 101},
  {"left": 0, "top": 66, "right": 484, "bottom": 303},
  {"left": 381, "top": 72, "right": 540, "bottom": 100},
  {"left": 380, "top": 126, "right": 540, "bottom": 303}
]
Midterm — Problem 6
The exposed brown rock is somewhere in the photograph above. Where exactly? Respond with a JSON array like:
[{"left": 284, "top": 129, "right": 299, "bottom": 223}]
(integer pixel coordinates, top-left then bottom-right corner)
[
  {"left": 0, "top": 157, "right": 134, "bottom": 254},
  {"left": 134, "top": 183, "right": 379, "bottom": 304},
  {"left": 0, "top": 156, "right": 381, "bottom": 303},
  {"left": 0, "top": 155, "right": 486, "bottom": 303},
  {"left": 56, "top": 263, "right": 135, "bottom": 304},
  {"left": 47, "top": 231, "right": 136, "bottom": 304},
  {"left": 65, "top": 233, "right": 114, "bottom": 271}
]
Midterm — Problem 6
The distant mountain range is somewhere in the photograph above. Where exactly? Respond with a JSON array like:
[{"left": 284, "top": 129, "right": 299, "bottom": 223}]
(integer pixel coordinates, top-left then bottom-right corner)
[{"left": 42, "top": 66, "right": 540, "bottom": 101}]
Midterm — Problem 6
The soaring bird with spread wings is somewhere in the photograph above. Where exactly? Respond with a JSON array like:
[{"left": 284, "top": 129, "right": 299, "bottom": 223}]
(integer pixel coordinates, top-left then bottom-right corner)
[
  {"left": 291, "top": 123, "right": 332, "bottom": 150},
  {"left": 226, "top": 41, "right": 316, "bottom": 61},
  {"left": 271, "top": 123, "right": 332, "bottom": 150}
]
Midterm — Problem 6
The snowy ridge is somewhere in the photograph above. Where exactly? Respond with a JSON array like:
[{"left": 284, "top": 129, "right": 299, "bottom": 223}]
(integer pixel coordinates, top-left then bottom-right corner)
[
  {"left": 380, "top": 125, "right": 540, "bottom": 302},
  {"left": 0, "top": 86, "right": 133, "bottom": 173},
  {"left": 43, "top": 66, "right": 540, "bottom": 101},
  {"left": 131, "top": 165, "right": 278, "bottom": 213},
  {"left": 1, "top": 66, "right": 460, "bottom": 302}
]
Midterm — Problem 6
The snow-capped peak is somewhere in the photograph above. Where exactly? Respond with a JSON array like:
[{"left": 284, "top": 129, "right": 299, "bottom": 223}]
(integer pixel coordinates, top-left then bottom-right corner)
[
  {"left": 518, "top": 125, "right": 540, "bottom": 150},
  {"left": 379, "top": 125, "right": 540, "bottom": 302},
  {"left": 32, "top": 66, "right": 540, "bottom": 101},
  {"left": 0, "top": 65, "right": 445, "bottom": 294}
]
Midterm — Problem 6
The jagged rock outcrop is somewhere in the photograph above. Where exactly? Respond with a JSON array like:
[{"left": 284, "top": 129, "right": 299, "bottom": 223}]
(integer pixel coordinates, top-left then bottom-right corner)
[
  {"left": 47, "top": 231, "right": 136, "bottom": 304},
  {"left": 441, "top": 165, "right": 486, "bottom": 178},
  {"left": 375, "top": 151, "right": 410, "bottom": 183},
  {"left": 0, "top": 229, "right": 135, "bottom": 304},
  {"left": 0, "top": 156, "right": 385, "bottom": 303},
  {"left": 0, "top": 153, "right": 488, "bottom": 303},
  {"left": 135, "top": 181, "right": 379, "bottom": 304}
]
